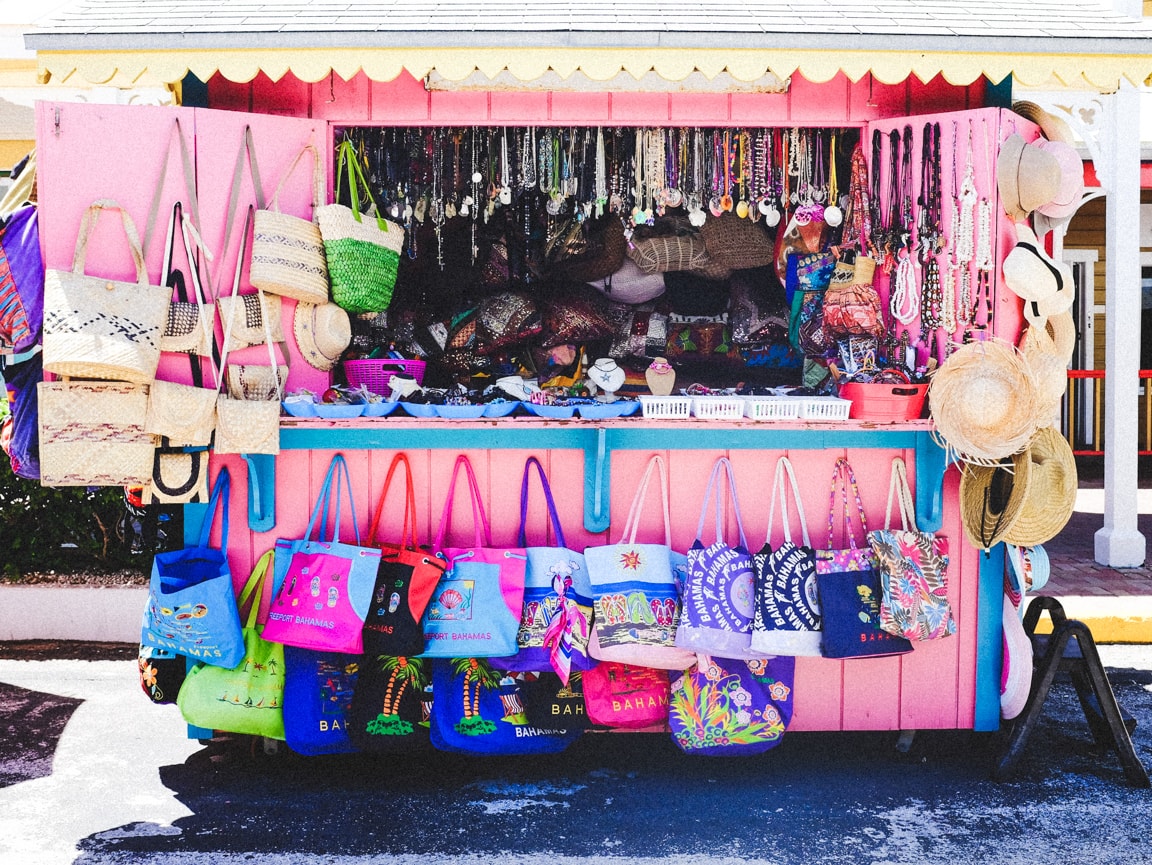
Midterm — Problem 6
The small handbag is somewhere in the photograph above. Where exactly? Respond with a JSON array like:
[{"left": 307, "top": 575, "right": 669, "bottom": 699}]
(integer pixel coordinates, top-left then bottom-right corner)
[
  {"left": 699, "top": 212, "right": 777, "bottom": 271},
  {"left": 138, "top": 643, "right": 187, "bottom": 705},
  {"left": 822, "top": 254, "right": 883, "bottom": 338},
  {"left": 217, "top": 293, "right": 286, "bottom": 356},
  {"left": 177, "top": 549, "right": 286, "bottom": 740},
  {"left": 491, "top": 457, "right": 593, "bottom": 683},
  {"left": 586, "top": 454, "right": 696, "bottom": 671},
  {"left": 815, "top": 458, "right": 914, "bottom": 659},
  {"left": 42, "top": 200, "right": 170, "bottom": 384},
  {"left": 264, "top": 454, "right": 382, "bottom": 654},
  {"left": 868, "top": 457, "right": 955, "bottom": 642},
  {"left": 750, "top": 457, "right": 823, "bottom": 657},
  {"left": 361, "top": 453, "right": 447, "bottom": 657},
  {"left": 582, "top": 661, "right": 670, "bottom": 729},
  {"left": 158, "top": 202, "right": 215, "bottom": 357},
  {"left": 316, "top": 139, "right": 404, "bottom": 314},
  {"left": 626, "top": 234, "right": 709, "bottom": 275},
  {"left": 669, "top": 654, "right": 795, "bottom": 756},
  {"left": 421, "top": 455, "right": 528, "bottom": 658},
  {"left": 675, "top": 457, "right": 764, "bottom": 660},
  {"left": 250, "top": 143, "right": 329, "bottom": 303},
  {"left": 141, "top": 449, "right": 210, "bottom": 505},
  {"left": 140, "top": 468, "right": 244, "bottom": 667}
]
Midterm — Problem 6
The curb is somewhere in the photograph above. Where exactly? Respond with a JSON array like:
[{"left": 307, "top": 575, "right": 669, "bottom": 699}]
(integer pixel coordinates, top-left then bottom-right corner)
[
  {"left": 1032, "top": 594, "right": 1152, "bottom": 644},
  {"left": 0, "top": 585, "right": 147, "bottom": 643}
]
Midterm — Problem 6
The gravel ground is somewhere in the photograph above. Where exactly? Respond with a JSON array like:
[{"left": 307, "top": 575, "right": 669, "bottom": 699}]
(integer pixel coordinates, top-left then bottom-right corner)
[{"left": 4, "top": 569, "right": 147, "bottom": 587}]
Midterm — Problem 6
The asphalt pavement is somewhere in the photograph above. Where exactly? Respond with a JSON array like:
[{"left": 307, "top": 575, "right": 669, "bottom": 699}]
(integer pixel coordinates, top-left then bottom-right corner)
[{"left": 1, "top": 649, "right": 1151, "bottom": 865}]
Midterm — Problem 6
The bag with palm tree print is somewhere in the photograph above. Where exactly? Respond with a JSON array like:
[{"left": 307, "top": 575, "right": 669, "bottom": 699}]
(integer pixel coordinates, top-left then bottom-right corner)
[
  {"left": 347, "top": 654, "right": 434, "bottom": 752},
  {"left": 428, "top": 659, "right": 580, "bottom": 755},
  {"left": 669, "top": 654, "right": 795, "bottom": 756}
]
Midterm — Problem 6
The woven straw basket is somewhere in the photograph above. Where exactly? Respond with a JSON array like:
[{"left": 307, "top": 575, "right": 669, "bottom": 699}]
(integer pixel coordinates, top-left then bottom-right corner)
[
  {"left": 251, "top": 144, "right": 330, "bottom": 304},
  {"left": 38, "top": 380, "right": 155, "bottom": 486},
  {"left": 42, "top": 201, "right": 170, "bottom": 384},
  {"left": 699, "top": 213, "right": 777, "bottom": 270},
  {"left": 627, "top": 235, "right": 709, "bottom": 275},
  {"left": 216, "top": 293, "right": 284, "bottom": 354},
  {"left": 145, "top": 380, "right": 217, "bottom": 447}
]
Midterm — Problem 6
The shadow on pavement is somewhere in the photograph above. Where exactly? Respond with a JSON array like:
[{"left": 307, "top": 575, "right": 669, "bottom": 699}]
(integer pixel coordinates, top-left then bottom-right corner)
[{"left": 0, "top": 682, "right": 82, "bottom": 789}]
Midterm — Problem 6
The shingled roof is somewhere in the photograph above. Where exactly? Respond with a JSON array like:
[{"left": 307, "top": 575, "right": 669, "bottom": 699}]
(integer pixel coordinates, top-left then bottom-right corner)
[{"left": 24, "top": 0, "right": 1152, "bottom": 88}]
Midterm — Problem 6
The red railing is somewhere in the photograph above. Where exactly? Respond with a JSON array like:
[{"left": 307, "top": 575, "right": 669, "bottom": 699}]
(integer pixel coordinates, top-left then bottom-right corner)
[{"left": 1063, "top": 369, "right": 1152, "bottom": 456}]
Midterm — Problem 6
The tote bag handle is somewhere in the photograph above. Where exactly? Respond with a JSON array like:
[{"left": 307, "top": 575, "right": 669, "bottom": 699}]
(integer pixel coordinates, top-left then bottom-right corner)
[
  {"left": 518, "top": 456, "right": 566, "bottom": 549},
  {"left": 367, "top": 452, "right": 419, "bottom": 550},
  {"left": 197, "top": 467, "right": 230, "bottom": 552},
  {"left": 883, "top": 457, "right": 918, "bottom": 532},
  {"left": 765, "top": 456, "right": 812, "bottom": 548},
  {"left": 618, "top": 454, "right": 672, "bottom": 546},
  {"left": 694, "top": 457, "right": 749, "bottom": 550},
  {"left": 433, "top": 455, "right": 492, "bottom": 551},
  {"left": 303, "top": 454, "right": 362, "bottom": 547},
  {"left": 71, "top": 200, "right": 149, "bottom": 286},
  {"left": 268, "top": 143, "right": 323, "bottom": 218},
  {"left": 334, "top": 139, "right": 391, "bottom": 232},
  {"left": 235, "top": 548, "right": 275, "bottom": 630},
  {"left": 826, "top": 456, "right": 869, "bottom": 550}
]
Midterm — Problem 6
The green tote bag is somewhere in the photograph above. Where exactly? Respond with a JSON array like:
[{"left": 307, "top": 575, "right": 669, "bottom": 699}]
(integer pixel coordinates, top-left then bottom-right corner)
[{"left": 178, "top": 550, "right": 286, "bottom": 740}]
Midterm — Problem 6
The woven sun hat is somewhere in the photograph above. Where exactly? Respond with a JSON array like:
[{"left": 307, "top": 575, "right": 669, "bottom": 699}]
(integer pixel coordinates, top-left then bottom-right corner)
[
  {"left": 1035, "top": 140, "right": 1084, "bottom": 220},
  {"left": 1001, "top": 224, "right": 1065, "bottom": 303},
  {"left": 1019, "top": 327, "right": 1069, "bottom": 421},
  {"left": 1045, "top": 310, "right": 1077, "bottom": 367},
  {"left": 959, "top": 448, "right": 1033, "bottom": 551},
  {"left": 293, "top": 301, "right": 352, "bottom": 372},
  {"left": 1012, "top": 101, "right": 1076, "bottom": 145},
  {"left": 928, "top": 338, "right": 1043, "bottom": 463},
  {"left": 996, "top": 133, "right": 1062, "bottom": 222},
  {"left": 1003, "top": 426, "right": 1078, "bottom": 547},
  {"left": 1022, "top": 266, "right": 1075, "bottom": 329}
]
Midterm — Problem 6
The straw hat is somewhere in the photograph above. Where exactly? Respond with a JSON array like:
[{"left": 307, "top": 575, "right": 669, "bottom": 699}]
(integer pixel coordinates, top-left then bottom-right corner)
[
  {"left": 1020, "top": 328, "right": 1069, "bottom": 421},
  {"left": 294, "top": 301, "right": 352, "bottom": 371},
  {"left": 1001, "top": 593, "right": 1033, "bottom": 720},
  {"left": 1045, "top": 311, "right": 1077, "bottom": 367},
  {"left": 1012, "top": 101, "right": 1076, "bottom": 145},
  {"left": 928, "top": 338, "right": 1043, "bottom": 463},
  {"left": 1022, "top": 269, "right": 1075, "bottom": 329},
  {"left": 1003, "top": 426, "right": 1078, "bottom": 547},
  {"left": 1001, "top": 224, "right": 1069, "bottom": 303},
  {"left": 959, "top": 448, "right": 1033, "bottom": 551},
  {"left": 996, "top": 133, "right": 1062, "bottom": 222}
]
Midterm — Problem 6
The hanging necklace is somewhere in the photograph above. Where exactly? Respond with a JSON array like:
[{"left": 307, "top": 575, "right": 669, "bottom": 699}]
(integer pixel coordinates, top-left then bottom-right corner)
[
  {"left": 688, "top": 129, "right": 706, "bottom": 226},
  {"left": 941, "top": 121, "right": 960, "bottom": 339},
  {"left": 890, "top": 126, "right": 919, "bottom": 326},
  {"left": 974, "top": 118, "right": 996, "bottom": 328}
]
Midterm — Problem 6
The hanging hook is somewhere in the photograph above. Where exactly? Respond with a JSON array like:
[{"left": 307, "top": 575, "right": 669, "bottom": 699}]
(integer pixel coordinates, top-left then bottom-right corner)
[{"left": 325, "top": 70, "right": 336, "bottom": 104}]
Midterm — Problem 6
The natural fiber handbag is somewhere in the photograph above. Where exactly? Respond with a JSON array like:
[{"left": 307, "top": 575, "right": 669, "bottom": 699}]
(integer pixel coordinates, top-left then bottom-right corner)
[
  {"left": 251, "top": 144, "right": 329, "bottom": 303},
  {"left": 226, "top": 364, "right": 289, "bottom": 402},
  {"left": 42, "top": 200, "right": 170, "bottom": 384},
  {"left": 316, "top": 140, "right": 404, "bottom": 314},
  {"left": 158, "top": 203, "right": 215, "bottom": 357},
  {"left": 142, "top": 449, "right": 210, "bottom": 505},
  {"left": 214, "top": 395, "right": 280, "bottom": 455},
  {"left": 37, "top": 379, "right": 155, "bottom": 486},
  {"left": 700, "top": 213, "right": 777, "bottom": 270},
  {"left": 550, "top": 215, "right": 627, "bottom": 283},
  {"left": 145, "top": 379, "right": 217, "bottom": 446},
  {"left": 216, "top": 292, "right": 284, "bottom": 355},
  {"left": 627, "top": 234, "right": 709, "bottom": 275}
]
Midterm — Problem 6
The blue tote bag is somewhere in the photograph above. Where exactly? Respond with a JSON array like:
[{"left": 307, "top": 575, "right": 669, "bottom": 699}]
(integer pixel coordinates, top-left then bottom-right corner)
[
  {"left": 675, "top": 457, "right": 764, "bottom": 660},
  {"left": 282, "top": 645, "right": 360, "bottom": 755},
  {"left": 141, "top": 468, "right": 244, "bottom": 668},
  {"left": 428, "top": 659, "right": 579, "bottom": 755},
  {"left": 493, "top": 457, "right": 592, "bottom": 683}
]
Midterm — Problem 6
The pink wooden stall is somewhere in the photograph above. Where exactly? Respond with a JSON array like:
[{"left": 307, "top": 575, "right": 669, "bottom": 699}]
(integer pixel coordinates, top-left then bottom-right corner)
[{"left": 34, "top": 69, "right": 1022, "bottom": 733}]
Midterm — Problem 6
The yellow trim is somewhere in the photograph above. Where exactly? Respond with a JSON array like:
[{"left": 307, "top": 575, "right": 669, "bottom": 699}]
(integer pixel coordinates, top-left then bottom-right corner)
[
  {"left": 34, "top": 46, "right": 1152, "bottom": 91},
  {"left": 0, "top": 141, "right": 33, "bottom": 167},
  {"left": 0, "top": 59, "right": 45, "bottom": 89}
]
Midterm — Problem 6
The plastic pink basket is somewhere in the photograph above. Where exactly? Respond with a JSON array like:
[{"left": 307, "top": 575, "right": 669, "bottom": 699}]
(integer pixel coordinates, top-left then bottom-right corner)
[{"left": 343, "top": 359, "right": 426, "bottom": 396}]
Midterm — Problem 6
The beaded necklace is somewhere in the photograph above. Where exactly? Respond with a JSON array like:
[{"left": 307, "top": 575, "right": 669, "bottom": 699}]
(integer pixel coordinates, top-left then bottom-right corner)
[{"left": 890, "top": 126, "right": 920, "bottom": 327}]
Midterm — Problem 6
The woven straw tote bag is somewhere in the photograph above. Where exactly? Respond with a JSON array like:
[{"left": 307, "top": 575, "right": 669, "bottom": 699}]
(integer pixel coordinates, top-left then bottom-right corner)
[
  {"left": 316, "top": 140, "right": 404, "bottom": 314},
  {"left": 43, "top": 200, "right": 170, "bottom": 384},
  {"left": 626, "top": 234, "right": 709, "bottom": 275},
  {"left": 251, "top": 143, "right": 330, "bottom": 303},
  {"left": 38, "top": 379, "right": 155, "bottom": 486}
]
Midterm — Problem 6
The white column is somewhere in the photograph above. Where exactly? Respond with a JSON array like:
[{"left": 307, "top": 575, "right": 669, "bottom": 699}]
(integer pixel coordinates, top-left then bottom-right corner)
[{"left": 1095, "top": 81, "right": 1147, "bottom": 568}]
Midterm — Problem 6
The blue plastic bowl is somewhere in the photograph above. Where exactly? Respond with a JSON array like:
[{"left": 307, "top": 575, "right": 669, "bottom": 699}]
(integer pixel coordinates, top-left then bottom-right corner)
[
  {"left": 576, "top": 402, "right": 629, "bottom": 419},
  {"left": 617, "top": 400, "right": 642, "bottom": 416},
  {"left": 361, "top": 400, "right": 400, "bottom": 417},
  {"left": 525, "top": 403, "right": 577, "bottom": 419},
  {"left": 482, "top": 400, "right": 520, "bottom": 418},
  {"left": 435, "top": 404, "right": 488, "bottom": 419},
  {"left": 400, "top": 401, "right": 439, "bottom": 418},
  {"left": 314, "top": 403, "right": 365, "bottom": 419},
  {"left": 282, "top": 400, "right": 318, "bottom": 417}
]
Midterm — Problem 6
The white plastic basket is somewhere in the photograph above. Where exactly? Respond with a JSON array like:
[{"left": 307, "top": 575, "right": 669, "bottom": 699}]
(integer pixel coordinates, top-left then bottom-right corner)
[
  {"left": 798, "top": 396, "right": 852, "bottom": 421},
  {"left": 639, "top": 395, "right": 693, "bottom": 419},
  {"left": 744, "top": 397, "right": 802, "bottom": 421},
  {"left": 690, "top": 395, "right": 746, "bottom": 420}
]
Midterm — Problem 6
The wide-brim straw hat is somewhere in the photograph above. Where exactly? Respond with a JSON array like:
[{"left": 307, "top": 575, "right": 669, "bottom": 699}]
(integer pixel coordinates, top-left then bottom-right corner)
[
  {"left": 1012, "top": 101, "right": 1076, "bottom": 145},
  {"left": 1020, "top": 328, "right": 1069, "bottom": 421},
  {"left": 294, "top": 301, "right": 352, "bottom": 371},
  {"left": 959, "top": 447, "right": 1033, "bottom": 551},
  {"left": 996, "top": 133, "right": 1062, "bottom": 222},
  {"left": 1003, "top": 426, "right": 1078, "bottom": 547},
  {"left": 1001, "top": 224, "right": 1064, "bottom": 303},
  {"left": 929, "top": 338, "right": 1042, "bottom": 463}
]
